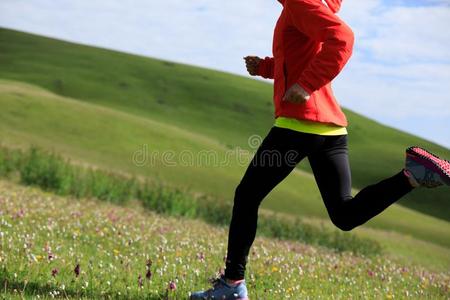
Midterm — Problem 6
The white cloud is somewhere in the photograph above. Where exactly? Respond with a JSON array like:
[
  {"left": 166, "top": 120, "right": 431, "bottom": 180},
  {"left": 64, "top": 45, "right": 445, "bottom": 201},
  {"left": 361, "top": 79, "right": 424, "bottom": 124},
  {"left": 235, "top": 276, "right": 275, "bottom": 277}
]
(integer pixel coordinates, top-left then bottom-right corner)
[
  {"left": 0, "top": 0, "right": 449, "bottom": 148},
  {"left": 356, "top": 6, "right": 449, "bottom": 63},
  {"left": 335, "top": 0, "right": 450, "bottom": 147},
  {"left": 0, "top": 0, "right": 280, "bottom": 70}
]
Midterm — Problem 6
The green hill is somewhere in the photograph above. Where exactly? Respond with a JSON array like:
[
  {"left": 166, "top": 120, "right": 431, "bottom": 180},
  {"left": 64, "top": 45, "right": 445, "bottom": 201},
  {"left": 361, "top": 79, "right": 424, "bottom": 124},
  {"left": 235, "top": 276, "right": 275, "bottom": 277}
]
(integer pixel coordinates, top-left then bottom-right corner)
[{"left": 0, "top": 28, "right": 449, "bottom": 244}]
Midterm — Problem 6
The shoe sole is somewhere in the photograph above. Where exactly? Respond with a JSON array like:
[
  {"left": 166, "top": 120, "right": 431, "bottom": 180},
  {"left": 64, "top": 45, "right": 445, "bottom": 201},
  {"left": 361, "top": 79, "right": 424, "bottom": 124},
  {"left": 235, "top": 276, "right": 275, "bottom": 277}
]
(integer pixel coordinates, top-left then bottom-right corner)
[{"left": 406, "top": 146, "right": 450, "bottom": 185}]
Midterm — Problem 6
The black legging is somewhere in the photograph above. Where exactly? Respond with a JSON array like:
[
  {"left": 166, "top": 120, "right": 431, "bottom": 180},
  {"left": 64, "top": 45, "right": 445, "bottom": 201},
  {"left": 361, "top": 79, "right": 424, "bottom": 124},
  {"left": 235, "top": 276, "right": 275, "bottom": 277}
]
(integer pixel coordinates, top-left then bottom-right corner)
[{"left": 224, "top": 126, "right": 414, "bottom": 280}]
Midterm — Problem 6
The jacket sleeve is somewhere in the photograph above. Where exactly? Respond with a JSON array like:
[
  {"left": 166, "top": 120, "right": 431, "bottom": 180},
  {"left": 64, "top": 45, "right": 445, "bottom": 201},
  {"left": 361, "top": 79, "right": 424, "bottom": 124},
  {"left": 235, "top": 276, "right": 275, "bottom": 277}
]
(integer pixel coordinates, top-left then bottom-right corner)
[
  {"left": 257, "top": 56, "right": 275, "bottom": 79},
  {"left": 284, "top": 0, "right": 354, "bottom": 94}
]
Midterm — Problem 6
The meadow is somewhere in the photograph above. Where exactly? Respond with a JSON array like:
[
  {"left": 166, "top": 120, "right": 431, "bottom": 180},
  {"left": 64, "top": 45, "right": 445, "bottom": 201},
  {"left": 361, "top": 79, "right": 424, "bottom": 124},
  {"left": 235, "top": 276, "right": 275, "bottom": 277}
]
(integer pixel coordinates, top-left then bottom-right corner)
[
  {"left": 0, "top": 181, "right": 448, "bottom": 299},
  {"left": 0, "top": 145, "right": 382, "bottom": 256},
  {"left": 1, "top": 78, "right": 449, "bottom": 254}
]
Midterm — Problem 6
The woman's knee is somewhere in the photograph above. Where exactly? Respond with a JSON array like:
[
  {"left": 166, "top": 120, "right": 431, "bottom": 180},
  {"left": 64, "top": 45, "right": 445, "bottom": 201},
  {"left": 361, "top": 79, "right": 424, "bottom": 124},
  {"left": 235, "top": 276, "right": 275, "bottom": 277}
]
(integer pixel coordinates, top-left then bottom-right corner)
[
  {"left": 233, "top": 183, "right": 264, "bottom": 210},
  {"left": 330, "top": 216, "right": 356, "bottom": 231},
  {"left": 328, "top": 206, "right": 357, "bottom": 231}
]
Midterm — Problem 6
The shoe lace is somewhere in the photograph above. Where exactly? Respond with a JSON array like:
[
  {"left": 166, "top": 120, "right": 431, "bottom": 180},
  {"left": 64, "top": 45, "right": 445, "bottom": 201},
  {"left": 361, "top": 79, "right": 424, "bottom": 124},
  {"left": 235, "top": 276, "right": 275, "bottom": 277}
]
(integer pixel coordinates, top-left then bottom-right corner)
[{"left": 208, "top": 275, "right": 226, "bottom": 290}]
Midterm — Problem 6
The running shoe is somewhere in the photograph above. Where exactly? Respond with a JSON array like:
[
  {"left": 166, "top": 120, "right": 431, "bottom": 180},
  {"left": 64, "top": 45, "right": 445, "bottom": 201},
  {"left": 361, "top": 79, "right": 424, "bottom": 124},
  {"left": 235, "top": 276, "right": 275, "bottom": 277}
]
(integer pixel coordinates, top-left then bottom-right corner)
[
  {"left": 189, "top": 274, "right": 249, "bottom": 300},
  {"left": 405, "top": 146, "right": 450, "bottom": 188}
]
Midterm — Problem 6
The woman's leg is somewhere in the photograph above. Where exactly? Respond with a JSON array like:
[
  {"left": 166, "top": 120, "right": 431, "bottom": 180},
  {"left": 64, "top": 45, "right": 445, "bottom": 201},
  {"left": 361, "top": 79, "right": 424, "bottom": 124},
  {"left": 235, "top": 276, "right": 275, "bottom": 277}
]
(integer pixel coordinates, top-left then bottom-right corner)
[
  {"left": 308, "top": 135, "right": 414, "bottom": 231},
  {"left": 224, "top": 127, "right": 324, "bottom": 280}
]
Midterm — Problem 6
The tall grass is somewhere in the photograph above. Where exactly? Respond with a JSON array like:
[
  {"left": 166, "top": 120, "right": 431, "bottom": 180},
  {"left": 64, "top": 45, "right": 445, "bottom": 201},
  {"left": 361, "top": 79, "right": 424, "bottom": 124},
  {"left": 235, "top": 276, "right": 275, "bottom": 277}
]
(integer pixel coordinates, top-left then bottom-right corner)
[
  {"left": 0, "top": 147, "right": 20, "bottom": 177},
  {"left": 0, "top": 145, "right": 383, "bottom": 256},
  {"left": 18, "top": 147, "right": 137, "bottom": 203}
]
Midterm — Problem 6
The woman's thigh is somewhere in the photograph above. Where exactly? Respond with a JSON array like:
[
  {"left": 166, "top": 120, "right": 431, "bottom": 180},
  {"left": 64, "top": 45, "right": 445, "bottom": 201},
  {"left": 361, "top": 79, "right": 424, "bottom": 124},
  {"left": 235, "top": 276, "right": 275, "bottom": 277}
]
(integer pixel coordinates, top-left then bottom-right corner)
[
  {"left": 237, "top": 127, "right": 324, "bottom": 199},
  {"left": 307, "top": 135, "right": 353, "bottom": 211}
]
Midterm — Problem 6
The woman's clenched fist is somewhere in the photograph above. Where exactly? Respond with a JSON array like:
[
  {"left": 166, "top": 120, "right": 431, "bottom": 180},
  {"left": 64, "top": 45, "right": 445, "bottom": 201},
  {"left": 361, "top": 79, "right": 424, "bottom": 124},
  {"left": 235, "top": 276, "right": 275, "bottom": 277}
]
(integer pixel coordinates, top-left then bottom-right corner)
[{"left": 244, "top": 56, "right": 262, "bottom": 76}]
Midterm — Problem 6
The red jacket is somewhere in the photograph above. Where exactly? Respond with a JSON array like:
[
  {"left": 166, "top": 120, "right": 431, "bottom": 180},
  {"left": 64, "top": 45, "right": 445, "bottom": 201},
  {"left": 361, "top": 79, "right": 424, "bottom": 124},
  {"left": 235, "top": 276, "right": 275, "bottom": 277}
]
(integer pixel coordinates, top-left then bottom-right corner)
[{"left": 257, "top": 0, "right": 354, "bottom": 127}]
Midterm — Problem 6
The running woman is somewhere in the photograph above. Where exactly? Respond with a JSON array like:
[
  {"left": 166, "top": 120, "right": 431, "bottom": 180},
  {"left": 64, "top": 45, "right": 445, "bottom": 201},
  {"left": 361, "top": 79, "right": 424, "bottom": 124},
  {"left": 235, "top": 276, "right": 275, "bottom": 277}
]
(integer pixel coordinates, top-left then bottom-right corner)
[{"left": 190, "top": 0, "right": 450, "bottom": 299}]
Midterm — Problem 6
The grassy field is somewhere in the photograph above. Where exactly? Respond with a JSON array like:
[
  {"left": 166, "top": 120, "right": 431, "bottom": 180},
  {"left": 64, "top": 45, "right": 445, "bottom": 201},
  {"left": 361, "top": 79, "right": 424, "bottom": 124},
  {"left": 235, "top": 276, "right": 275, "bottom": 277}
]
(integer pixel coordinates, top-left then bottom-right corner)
[
  {"left": 0, "top": 181, "right": 448, "bottom": 299},
  {"left": 0, "top": 145, "right": 384, "bottom": 257},
  {"left": 0, "top": 28, "right": 449, "bottom": 222}
]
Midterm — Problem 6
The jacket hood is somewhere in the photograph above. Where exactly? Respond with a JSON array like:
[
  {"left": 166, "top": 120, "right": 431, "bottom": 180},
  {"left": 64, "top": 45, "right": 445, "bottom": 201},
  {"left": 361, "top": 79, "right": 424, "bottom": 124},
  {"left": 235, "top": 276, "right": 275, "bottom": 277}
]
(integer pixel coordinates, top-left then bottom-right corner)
[
  {"left": 323, "top": 0, "right": 342, "bottom": 13},
  {"left": 278, "top": 0, "right": 342, "bottom": 14}
]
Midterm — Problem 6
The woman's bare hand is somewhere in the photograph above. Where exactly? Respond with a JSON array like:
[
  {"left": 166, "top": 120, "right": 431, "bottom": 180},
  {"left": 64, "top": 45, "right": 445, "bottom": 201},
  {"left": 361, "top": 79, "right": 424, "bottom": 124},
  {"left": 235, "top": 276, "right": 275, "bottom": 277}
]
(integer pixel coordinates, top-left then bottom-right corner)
[
  {"left": 244, "top": 56, "right": 261, "bottom": 76},
  {"left": 283, "top": 83, "right": 310, "bottom": 104}
]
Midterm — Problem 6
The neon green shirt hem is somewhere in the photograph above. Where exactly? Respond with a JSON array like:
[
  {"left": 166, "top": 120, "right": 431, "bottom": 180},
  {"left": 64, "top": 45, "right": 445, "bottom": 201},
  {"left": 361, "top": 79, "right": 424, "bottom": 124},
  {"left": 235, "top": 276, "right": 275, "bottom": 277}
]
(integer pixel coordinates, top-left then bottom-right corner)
[{"left": 274, "top": 117, "right": 348, "bottom": 136}]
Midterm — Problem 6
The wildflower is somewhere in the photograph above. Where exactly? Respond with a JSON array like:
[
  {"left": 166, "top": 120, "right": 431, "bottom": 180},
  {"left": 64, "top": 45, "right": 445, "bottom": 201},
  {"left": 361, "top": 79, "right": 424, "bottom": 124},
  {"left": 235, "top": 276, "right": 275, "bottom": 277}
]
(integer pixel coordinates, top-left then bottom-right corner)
[
  {"left": 138, "top": 275, "right": 143, "bottom": 288},
  {"left": 113, "top": 249, "right": 120, "bottom": 256},
  {"left": 51, "top": 268, "right": 58, "bottom": 277},
  {"left": 197, "top": 252, "right": 205, "bottom": 262},
  {"left": 145, "top": 259, "right": 152, "bottom": 280},
  {"left": 168, "top": 281, "right": 176, "bottom": 291},
  {"left": 367, "top": 270, "right": 374, "bottom": 277},
  {"left": 48, "top": 252, "right": 54, "bottom": 261},
  {"left": 74, "top": 263, "right": 80, "bottom": 277},
  {"left": 15, "top": 208, "right": 25, "bottom": 218},
  {"left": 146, "top": 258, "right": 153, "bottom": 268},
  {"left": 146, "top": 269, "right": 152, "bottom": 280}
]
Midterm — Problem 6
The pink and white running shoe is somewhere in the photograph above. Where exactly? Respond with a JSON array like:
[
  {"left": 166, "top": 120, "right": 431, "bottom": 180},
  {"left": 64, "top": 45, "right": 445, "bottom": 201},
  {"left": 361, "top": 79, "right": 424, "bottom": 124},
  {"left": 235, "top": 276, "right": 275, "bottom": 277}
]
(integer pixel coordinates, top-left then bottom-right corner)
[{"left": 405, "top": 146, "right": 450, "bottom": 188}]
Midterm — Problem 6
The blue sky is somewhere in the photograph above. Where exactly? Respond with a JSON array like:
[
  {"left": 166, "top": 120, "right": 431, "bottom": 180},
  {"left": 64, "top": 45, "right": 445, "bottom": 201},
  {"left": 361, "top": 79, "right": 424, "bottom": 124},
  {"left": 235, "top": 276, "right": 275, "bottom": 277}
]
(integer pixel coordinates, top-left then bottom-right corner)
[{"left": 1, "top": 0, "right": 449, "bottom": 148}]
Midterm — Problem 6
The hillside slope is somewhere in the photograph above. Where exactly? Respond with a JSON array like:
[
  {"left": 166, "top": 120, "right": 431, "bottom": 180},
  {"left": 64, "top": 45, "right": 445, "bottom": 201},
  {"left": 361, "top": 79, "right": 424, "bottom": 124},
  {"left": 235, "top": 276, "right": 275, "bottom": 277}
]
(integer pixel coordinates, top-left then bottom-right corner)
[
  {"left": 1, "top": 79, "right": 449, "bottom": 250},
  {"left": 0, "top": 27, "right": 449, "bottom": 222}
]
